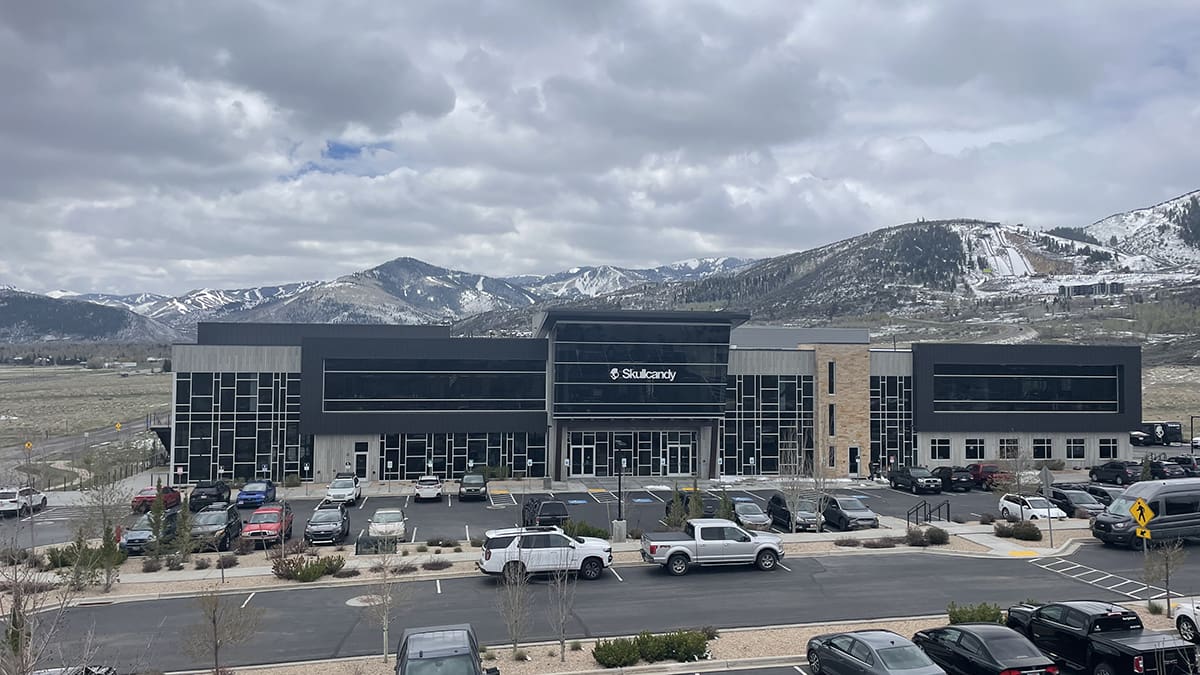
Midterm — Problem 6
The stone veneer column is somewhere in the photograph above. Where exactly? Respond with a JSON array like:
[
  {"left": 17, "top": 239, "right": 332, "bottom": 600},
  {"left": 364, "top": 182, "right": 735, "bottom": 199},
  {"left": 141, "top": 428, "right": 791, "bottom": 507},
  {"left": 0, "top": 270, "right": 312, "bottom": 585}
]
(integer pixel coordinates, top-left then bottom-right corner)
[{"left": 802, "top": 344, "right": 871, "bottom": 478}]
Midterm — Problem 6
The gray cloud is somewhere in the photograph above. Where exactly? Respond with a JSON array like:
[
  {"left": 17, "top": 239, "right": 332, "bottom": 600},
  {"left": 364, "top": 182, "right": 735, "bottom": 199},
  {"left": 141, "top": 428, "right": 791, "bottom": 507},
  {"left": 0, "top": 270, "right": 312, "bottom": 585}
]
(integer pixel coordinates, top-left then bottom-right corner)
[{"left": 0, "top": 0, "right": 1198, "bottom": 295}]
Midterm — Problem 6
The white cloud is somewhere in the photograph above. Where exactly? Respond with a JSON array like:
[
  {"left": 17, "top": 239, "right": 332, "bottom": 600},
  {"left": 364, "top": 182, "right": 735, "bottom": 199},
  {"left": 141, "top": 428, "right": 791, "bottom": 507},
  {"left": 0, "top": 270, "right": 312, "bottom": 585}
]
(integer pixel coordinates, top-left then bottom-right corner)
[{"left": 0, "top": 0, "right": 1198, "bottom": 294}]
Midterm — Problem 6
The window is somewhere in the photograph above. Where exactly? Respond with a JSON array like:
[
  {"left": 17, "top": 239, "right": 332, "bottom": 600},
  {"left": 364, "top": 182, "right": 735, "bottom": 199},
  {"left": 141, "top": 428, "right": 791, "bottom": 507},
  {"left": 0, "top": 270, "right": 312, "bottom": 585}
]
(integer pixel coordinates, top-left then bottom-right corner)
[
  {"left": 519, "top": 534, "right": 549, "bottom": 549},
  {"left": 930, "top": 438, "right": 950, "bottom": 460},
  {"left": 1033, "top": 438, "right": 1052, "bottom": 459},
  {"left": 1099, "top": 438, "right": 1118, "bottom": 459},
  {"left": 828, "top": 404, "right": 836, "bottom": 436},
  {"left": 999, "top": 438, "right": 1019, "bottom": 459},
  {"left": 848, "top": 640, "right": 874, "bottom": 664},
  {"left": 965, "top": 438, "right": 985, "bottom": 460},
  {"left": 1164, "top": 495, "right": 1200, "bottom": 516},
  {"left": 700, "top": 527, "right": 725, "bottom": 541},
  {"left": 828, "top": 446, "right": 836, "bottom": 468},
  {"left": 827, "top": 361, "right": 835, "bottom": 395},
  {"left": 931, "top": 363, "right": 1120, "bottom": 413},
  {"left": 1066, "top": 438, "right": 1085, "bottom": 460},
  {"left": 959, "top": 633, "right": 984, "bottom": 656}
]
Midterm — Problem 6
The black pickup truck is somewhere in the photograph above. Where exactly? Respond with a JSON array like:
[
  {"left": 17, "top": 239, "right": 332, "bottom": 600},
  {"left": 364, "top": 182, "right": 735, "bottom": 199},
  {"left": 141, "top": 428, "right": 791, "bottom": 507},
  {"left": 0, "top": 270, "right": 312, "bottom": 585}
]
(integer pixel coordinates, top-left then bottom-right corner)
[
  {"left": 1007, "top": 600, "right": 1198, "bottom": 675},
  {"left": 188, "top": 480, "right": 231, "bottom": 512}
]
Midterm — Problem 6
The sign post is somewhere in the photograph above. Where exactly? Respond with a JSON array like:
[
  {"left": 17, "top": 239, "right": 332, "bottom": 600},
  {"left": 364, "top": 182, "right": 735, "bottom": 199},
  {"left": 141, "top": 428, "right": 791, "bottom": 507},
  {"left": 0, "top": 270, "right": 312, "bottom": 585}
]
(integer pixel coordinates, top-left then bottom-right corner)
[
  {"left": 1040, "top": 466, "right": 1054, "bottom": 547},
  {"left": 1130, "top": 497, "right": 1157, "bottom": 603}
]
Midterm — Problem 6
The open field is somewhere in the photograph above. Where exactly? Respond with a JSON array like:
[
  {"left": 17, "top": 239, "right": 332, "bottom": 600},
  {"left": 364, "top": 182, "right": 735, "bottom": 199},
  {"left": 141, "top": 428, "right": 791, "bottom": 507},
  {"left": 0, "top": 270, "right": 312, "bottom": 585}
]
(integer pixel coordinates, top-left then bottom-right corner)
[{"left": 0, "top": 366, "right": 171, "bottom": 448}]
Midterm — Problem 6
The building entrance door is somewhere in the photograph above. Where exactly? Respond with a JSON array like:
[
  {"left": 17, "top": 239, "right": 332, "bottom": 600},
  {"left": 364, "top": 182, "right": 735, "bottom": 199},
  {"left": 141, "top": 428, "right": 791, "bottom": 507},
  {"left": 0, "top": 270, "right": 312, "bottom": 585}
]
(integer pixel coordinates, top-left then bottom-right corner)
[
  {"left": 568, "top": 432, "right": 596, "bottom": 476},
  {"left": 354, "top": 451, "right": 368, "bottom": 479},
  {"left": 665, "top": 434, "right": 693, "bottom": 476},
  {"left": 848, "top": 446, "right": 860, "bottom": 476}
]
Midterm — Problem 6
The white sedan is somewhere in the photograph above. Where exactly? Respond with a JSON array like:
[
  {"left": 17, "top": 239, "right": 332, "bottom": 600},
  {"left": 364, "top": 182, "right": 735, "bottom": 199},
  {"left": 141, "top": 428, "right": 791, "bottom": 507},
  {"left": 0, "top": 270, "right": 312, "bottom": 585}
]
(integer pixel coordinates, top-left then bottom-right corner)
[
  {"left": 414, "top": 475, "right": 443, "bottom": 501},
  {"left": 1176, "top": 598, "right": 1199, "bottom": 644},
  {"left": 367, "top": 508, "right": 407, "bottom": 539},
  {"left": 998, "top": 493, "right": 1067, "bottom": 521}
]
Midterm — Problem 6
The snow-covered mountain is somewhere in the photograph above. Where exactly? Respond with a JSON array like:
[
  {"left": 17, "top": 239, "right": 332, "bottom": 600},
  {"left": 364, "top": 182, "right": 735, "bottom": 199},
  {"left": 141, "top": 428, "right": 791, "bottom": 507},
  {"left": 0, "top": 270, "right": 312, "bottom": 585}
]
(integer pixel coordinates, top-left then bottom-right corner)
[
  {"left": 76, "top": 292, "right": 171, "bottom": 314},
  {"left": 0, "top": 288, "right": 180, "bottom": 343},
  {"left": 135, "top": 282, "right": 322, "bottom": 328},
  {"left": 1086, "top": 189, "right": 1200, "bottom": 267},
  {"left": 507, "top": 257, "right": 755, "bottom": 299}
]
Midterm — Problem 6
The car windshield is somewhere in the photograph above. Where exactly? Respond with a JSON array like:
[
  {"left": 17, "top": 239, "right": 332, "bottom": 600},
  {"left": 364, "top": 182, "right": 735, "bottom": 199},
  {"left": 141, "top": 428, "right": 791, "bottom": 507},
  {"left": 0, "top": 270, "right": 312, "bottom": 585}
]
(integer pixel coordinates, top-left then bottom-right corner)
[
  {"left": 310, "top": 511, "right": 342, "bottom": 523},
  {"left": 909, "top": 468, "right": 932, "bottom": 477},
  {"left": 243, "top": 483, "right": 267, "bottom": 492},
  {"left": 249, "top": 512, "right": 280, "bottom": 524},
  {"left": 1025, "top": 497, "right": 1051, "bottom": 509},
  {"left": 130, "top": 515, "right": 153, "bottom": 531},
  {"left": 837, "top": 498, "right": 866, "bottom": 511},
  {"left": 797, "top": 499, "right": 817, "bottom": 513},
  {"left": 1107, "top": 496, "right": 1136, "bottom": 517},
  {"left": 0, "top": 491, "right": 14, "bottom": 499},
  {"left": 138, "top": 488, "right": 157, "bottom": 496},
  {"left": 981, "top": 466, "right": 999, "bottom": 474},
  {"left": 1064, "top": 491, "right": 1099, "bottom": 505},
  {"left": 540, "top": 502, "right": 567, "bottom": 515},
  {"left": 373, "top": 511, "right": 405, "bottom": 523},
  {"left": 406, "top": 654, "right": 476, "bottom": 675},
  {"left": 461, "top": 475, "right": 484, "bottom": 485},
  {"left": 193, "top": 512, "right": 226, "bottom": 525},
  {"left": 417, "top": 478, "right": 439, "bottom": 485},
  {"left": 330, "top": 479, "right": 354, "bottom": 489},
  {"left": 876, "top": 645, "right": 935, "bottom": 669},
  {"left": 986, "top": 635, "right": 1042, "bottom": 659},
  {"left": 195, "top": 480, "right": 216, "bottom": 488},
  {"left": 735, "top": 503, "right": 763, "bottom": 515}
]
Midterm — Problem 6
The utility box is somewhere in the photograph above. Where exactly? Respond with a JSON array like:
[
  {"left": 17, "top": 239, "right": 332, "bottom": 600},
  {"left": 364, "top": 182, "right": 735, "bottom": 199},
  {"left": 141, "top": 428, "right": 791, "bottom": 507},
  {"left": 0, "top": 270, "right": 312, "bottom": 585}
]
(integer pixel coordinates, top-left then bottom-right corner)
[{"left": 611, "top": 519, "right": 627, "bottom": 543}]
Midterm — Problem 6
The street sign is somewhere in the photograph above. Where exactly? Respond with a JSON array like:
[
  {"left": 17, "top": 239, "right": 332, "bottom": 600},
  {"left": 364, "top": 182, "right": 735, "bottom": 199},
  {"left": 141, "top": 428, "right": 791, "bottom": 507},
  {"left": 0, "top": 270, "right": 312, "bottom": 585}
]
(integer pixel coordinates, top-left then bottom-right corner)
[
  {"left": 23, "top": 441, "right": 31, "bottom": 450},
  {"left": 115, "top": 422, "right": 121, "bottom": 431},
  {"left": 1130, "top": 497, "right": 1156, "bottom": 527},
  {"left": 1135, "top": 527, "right": 1152, "bottom": 540},
  {"left": 175, "top": 466, "right": 183, "bottom": 475}
]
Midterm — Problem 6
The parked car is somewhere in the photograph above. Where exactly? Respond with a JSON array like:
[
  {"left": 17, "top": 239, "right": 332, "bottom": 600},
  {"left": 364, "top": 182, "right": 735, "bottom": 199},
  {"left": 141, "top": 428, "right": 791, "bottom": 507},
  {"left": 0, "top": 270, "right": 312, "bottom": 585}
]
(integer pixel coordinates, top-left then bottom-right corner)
[
  {"left": 414, "top": 476, "right": 443, "bottom": 501},
  {"left": 766, "top": 494, "right": 821, "bottom": 532},
  {"left": 236, "top": 480, "right": 277, "bottom": 508},
  {"left": 913, "top": 623, "right": 1057, "bottom": 675},
  {"left": 304, "top": 502, "right": 350, "bottom": 545},
  {"left": 458, "top": 474, "right": 487, "bottom": 501},
  {"left": 1176, "top": 597, "right": 1199, "bottom": 644},
  {"left": 119, "top": 508, "right": 180, "bottom": 555},
  {"left": 640, "top": 518, "right": 783, "bottom": 576},
  {"left": 1148, "top": 460, "right": 1187, "bottom": 480},
  {"left": 188, "top": 480, "right": 230, "bottom": 511},
  {"left": 1046, "top": 487, "right": 1105, "bottom": 518},
  {"left": 997, "top": 493, "right": 1067, "bottom": 521},
  {"left": 0, "top": 486, "right": 47, "bottom": 517},
  {"left": 394, "top": 624, "right": 499, "bottom": 675},
  {"left": 241, "top": 503, "right": 293, "bottom": 547},
  {"left": 930, "top": 466, "right": 973, "bottom": 492},
  {"left": 130, "top": 485, "right": 182, "bottom": 513},
  {"left": 324, "top": 477, "right": 360, "bottom": 505},
  {"left": 733, "top": 502, "right": 771, "bottom": 530},
  {"left": 477, "top": 526, "right": 611, "bottom": 581},
  {"left": 888, "top": 465, "right": 943, "bottom": 494},
  {"left": 1193, "top": 436, "right": 1200, "bottom": 451},
  {"left": 1089, "top": 460, "right": 1141, "bottom": 485},
  {"left": 189, "top": 502, "right": 243, "bottom": 552},
  {"left": 522, "top": 497, "right": 569, "bottom": 527},
  {"left": 1092, "top": 477, "right": 1200, "bottom": 548},
  {"left": 665, "top": 491, "right": 718, "bottom": 518},
  {"left": 1051, "top": 482, "right": 1124, "bottom": 506},
  {"left": 367, "top": 507, "right": 407, "bottom": 539},
  {"left": 1007, "top": 601, "right": 1197, "bottom": 675},
  {"left": 965, "top": 463, "right": 1003, "bottom": 488},
  {"left": 824, "top": 497, "right": 879, "bottom": 530},
  {"left": 807, "top": 630, "right": 944, "bottom": 675},
  {"left": 1167, "top": 455, "right": 1200, "bottom": 477}
]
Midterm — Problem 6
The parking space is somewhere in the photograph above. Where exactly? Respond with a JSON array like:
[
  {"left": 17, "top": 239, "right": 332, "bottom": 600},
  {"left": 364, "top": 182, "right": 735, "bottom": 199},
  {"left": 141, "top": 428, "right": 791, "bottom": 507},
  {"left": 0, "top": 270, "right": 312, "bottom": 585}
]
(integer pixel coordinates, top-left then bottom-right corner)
[{"left": 1036, "top": 539, "right": 1200, "bottom": 599}]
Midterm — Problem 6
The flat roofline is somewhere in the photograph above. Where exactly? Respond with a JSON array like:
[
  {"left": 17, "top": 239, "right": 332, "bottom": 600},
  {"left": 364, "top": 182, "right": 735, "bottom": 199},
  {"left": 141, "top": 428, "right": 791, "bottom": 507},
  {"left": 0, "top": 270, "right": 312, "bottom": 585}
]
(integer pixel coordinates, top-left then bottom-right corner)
[{"left": 535, "top": 309, "right": 750, "bottom": 336}]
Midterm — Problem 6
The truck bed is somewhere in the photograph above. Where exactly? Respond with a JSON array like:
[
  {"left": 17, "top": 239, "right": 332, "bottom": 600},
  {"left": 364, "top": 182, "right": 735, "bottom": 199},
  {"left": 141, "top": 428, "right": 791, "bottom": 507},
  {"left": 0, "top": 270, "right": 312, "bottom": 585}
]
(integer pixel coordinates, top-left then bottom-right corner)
[
  {"left": 1092, "top": 629, "right": 1195, "bottom": 654},
  {"left": 641, "top": 532, "right": 691, "bottom": 542}
]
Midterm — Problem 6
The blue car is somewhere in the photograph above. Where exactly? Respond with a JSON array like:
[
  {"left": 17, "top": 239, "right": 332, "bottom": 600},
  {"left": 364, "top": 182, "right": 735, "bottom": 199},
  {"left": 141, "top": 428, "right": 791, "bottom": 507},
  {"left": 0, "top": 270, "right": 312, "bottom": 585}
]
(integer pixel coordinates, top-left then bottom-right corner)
[{"left": 236, "top": 480, "right": 276, "bottom": 508}]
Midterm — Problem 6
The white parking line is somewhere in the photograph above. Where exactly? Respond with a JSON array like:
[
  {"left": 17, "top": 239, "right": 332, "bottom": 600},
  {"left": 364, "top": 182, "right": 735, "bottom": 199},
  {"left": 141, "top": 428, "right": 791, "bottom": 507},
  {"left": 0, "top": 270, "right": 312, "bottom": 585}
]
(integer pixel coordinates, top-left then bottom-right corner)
[
  {"left": 447, "top": 495, "right": 453, "bottom": 508},
  {"left": 358, "top": 529, "right": 364, "bottom": 539},
  {"left": 794, "top": 667, "right": 808, "bottom": 674},
  {"left": 410, "top": 527, "right": 418, "bottom": 543},
  {"left": 777, "top": 562, "right": 792, "bottom": 572},
  {"left": 241, "top": 592, "right": 256, "bottom": 609},
  {"left": 647, "top": 491, "right": 665, "bottom": 503},
  {"left": 436, "top": 579, "right": 442, "bottom": 594},
  {"left": 404, "top": 495, "right": 410, "bottom": 508},
  {"left": 358, "top": 496, "right": 368, "bottom": 509},
  {"left": 465, "top": 525, "right": 471, "bottom": 543},
  {"left": 742, "top": 490, "right": 766, "bottom": 502},
  {"left": 609, "top": 568, "right": 624, "bottom": 582}
]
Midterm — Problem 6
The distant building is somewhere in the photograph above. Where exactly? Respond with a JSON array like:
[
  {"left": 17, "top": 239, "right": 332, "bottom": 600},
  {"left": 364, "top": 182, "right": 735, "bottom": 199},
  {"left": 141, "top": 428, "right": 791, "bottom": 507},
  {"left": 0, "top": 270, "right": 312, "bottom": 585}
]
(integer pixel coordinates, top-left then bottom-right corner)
[{"left": 1058, "top": 281, "right": 1126, "bottom": 298}]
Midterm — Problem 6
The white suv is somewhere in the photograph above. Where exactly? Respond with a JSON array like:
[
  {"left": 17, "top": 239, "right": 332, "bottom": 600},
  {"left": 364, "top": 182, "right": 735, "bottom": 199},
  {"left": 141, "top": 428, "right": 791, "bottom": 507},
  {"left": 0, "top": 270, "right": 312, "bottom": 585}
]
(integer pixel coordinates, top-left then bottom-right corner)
[
  {"left": 998, "top": 493, "right": 1067, "bottom": 521},
  {"left": 477, "top": 526, "right": 612, "bottom": 581},
  {"left": 324, "top": 477, "right": 361, "bottom": 505},
  {"left": 414, "top": 475, "right": 443, "bottom": 501},
  {"left": 0, "top": 487, "right": 47, "bottom": 517}
]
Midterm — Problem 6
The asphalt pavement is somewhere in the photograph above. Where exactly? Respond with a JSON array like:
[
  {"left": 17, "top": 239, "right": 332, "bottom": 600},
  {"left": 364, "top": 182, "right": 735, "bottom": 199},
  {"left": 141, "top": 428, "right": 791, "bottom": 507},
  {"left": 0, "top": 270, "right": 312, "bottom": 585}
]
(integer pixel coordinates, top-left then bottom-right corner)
[{"left": 53, "top": 551, "right": 1129, "bottom": 671}]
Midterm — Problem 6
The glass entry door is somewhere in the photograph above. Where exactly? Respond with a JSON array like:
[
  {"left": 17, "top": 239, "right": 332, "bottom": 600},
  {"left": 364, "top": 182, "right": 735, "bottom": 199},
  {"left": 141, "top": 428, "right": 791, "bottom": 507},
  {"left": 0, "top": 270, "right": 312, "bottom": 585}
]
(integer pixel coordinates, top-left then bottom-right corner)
[{"left": 568, "top": 432, "right": 596, "bottom": 476}]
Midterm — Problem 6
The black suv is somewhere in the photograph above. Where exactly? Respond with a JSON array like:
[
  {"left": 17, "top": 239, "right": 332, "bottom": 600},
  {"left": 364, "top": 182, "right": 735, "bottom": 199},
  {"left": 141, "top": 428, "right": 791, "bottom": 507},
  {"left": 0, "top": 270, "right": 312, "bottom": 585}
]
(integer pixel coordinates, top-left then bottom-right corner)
[
  {"left": 395, "top": 624, "right": 498, "bottom": 675},
  {"left": 305, "top": 502, "right": 350, "bottom": 545},
  {"left": 1167, "top": 455, "right": 1200, "bottom": 476},
  {"left": 887, "top": 465, "right": 942, "bottom": 494},
  {"left": 190, "top": 502, "right": 243, "bottom": 551},
  {"left": 188, "top": 480, "right": 231, "bottom": 512},
  {"left": 930, "top": 466, "right": 973, "bottom": 492},
  {"left": 522, "top": 497, "right": 569, "bottom": 527},
  {"left": 1046, "top": 487, "right": 1105, "bottom": 518},
  {"left": 458, "top": 474, "right": 487, "bottom": 501},
  {"left": 1089, "top": 460, "right": 1141, "bottom": 485},
  {"left": 1148, "top": 460, "right": 1187, "bottom": 479},
  {"left": 766, "top": 493, "right": 820, "bottom": 531},
  {"left": 119, "top": 508, "right": 180, "bottom": 555},
  {"left": 1052, "top": 482, "right": 1125, "bottom": 506}
]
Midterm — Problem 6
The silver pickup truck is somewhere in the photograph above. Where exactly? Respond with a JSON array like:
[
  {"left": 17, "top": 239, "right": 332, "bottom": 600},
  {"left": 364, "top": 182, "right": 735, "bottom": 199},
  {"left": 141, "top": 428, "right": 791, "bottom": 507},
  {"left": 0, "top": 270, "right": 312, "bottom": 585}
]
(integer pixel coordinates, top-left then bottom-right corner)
[{"left": 640, "top": 518, "right": 784, "bottom": 576}]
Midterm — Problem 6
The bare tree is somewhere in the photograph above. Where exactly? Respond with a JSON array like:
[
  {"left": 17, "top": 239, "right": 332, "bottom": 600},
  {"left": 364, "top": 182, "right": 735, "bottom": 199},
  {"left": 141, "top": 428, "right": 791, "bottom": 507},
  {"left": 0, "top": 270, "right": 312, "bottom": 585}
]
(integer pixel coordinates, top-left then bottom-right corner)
[
  {"left": 0, "top": 532, "right": 77, "bottom": 675},
  {"left": 362, "top": 548, "right": 410, "bottom": 663},
  {"left": 545, "top": 550, "right": 578, "bottom": 662},
  {"left": 494, "top": 552, "right": 530, "bottom": 658},
  {"left": 181, "top": 587, "right": 263, "bottom": 675},
  {"left": 992, "top": 450, "right": 1038, "bottom": 500},
  {"left": 1144, "top": 539, "right": 1188, "bottom": 618}
]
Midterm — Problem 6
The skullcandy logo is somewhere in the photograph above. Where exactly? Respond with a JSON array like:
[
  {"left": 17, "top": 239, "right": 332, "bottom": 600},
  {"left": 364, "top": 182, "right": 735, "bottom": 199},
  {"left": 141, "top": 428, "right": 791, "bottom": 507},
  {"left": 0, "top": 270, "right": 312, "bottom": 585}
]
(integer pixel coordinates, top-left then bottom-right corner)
[
  {"left": 608, "top": 367, "right": 678, "bottom": 382},
  {"left": 609, "top": 368, "right": 620, "bottom": 380}
]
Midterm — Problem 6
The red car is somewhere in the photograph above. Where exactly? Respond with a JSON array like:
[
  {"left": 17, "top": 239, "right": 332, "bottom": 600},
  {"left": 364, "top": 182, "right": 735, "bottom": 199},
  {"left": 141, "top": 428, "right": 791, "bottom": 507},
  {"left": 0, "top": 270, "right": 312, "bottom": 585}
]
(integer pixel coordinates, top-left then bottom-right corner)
[
  {"left": 241, "top": 503, "right": 293, "bottom": 547},
  {"left": 965, "top": 463, "right": 1011, "bottom": 490},
  {"left": 130, "top": 486, "right": 182, "bottom": 513}
]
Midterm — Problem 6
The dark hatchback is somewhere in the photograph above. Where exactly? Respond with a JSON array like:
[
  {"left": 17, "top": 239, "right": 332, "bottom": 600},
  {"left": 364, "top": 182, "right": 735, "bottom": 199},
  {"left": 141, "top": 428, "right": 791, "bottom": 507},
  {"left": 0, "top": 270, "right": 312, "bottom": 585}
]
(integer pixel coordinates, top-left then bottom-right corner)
[
  {"left": 931, "top": 466, "right": 974, "bottom": 492},
  {"left": 395, "top": 624, "right": 498, "bottom": 675},
  {"left": 304, "top": 503, "right": 349, "bottom": 544},
  {"left": 913, "top": 623, "right": 1058, "bottom": 675}
]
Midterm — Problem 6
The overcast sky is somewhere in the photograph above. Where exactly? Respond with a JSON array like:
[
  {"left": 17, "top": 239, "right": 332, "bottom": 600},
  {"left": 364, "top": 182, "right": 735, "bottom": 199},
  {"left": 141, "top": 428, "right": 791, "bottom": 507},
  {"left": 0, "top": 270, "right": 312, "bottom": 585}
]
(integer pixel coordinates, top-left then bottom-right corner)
[{"left": 2, "top": 1, "right": 1199, "bottom": 296}]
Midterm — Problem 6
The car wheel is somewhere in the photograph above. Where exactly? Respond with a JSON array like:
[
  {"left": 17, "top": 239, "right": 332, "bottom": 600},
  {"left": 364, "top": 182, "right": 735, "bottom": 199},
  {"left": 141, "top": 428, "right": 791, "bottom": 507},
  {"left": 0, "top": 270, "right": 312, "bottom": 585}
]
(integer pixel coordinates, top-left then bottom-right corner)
[
  {"left": 579, "top": 558, "right": 603, "bottom": 581},
  {"left": 1092, "top": 662, "right": 1117, "bottom": 675},
  {"left": 502, "top": 562, "right": 528, "bottom": 583},
  {"left": 666, "top": 554, "right": 690, "bottom": 576},
  {"left": 911, "top": 483, "right": 918, "bottom": 494},
  {"left": 1001, "top": 508, "right": 1010, "bottom": 519},
  {"left": 38, "top": 498, "right": 46, "bottom": 511},
  {"left": 890, "top": 480, "right": 897, "bottom": 489},
  {"left": 1178, "top": 615, "right": 1198, "bottom": 643},
  {"left": 755, "top": 550, "right": 778, "bottom": 571},
  {"left": 1115, "top": 475, "right": 1124, "bottom": 485},
  {"left": 808, "top": 648, "right": 823, "bottom": 674},
  {"left": 218, "top": 536, "right": 229, "bottom": 552},
  {"left": 19, "top": 506, "right": 29, "bottom": 518}
]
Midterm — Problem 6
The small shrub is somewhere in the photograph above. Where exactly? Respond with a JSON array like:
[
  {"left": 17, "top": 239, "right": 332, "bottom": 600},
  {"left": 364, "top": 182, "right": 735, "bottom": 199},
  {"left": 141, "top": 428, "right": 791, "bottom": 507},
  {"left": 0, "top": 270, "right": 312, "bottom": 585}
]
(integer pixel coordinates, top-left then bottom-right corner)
[
  {"left": 979, "top": 513, "right": 997, "bottom": 525},
  {"left": 0, "top": 548, "right": 30, "bottom": 566},
  {"left": 333, "top": 568, "right": 360, "bottom": 578},
  {"left": 993, "top": 523, "right": 1015, "bottom": 538},
  {"left": 422, "top": 557, "right": 452, "bottom": 571},
  {"left": 834, "top": 537, "right": 862, "bottom": 547},
  {"left": 863, "top": 538, "right": 897, "bottom": 549},
  {"left": 320, "top": 555, "right": 345, "bottom": 574},
  {"left": 469, "top": 538, "right": 484, "bottom": 548},
  {"left": 628, "top": 527, "right": 644, "bottom": 539},
  {"left": 434, "top": 548, "right": 443, "bottom": 555},
  {"left": 636, "top": 632, "right": 669, "bottom": 663},
  {"left": 425, "top": 537, "right": 442, "bottom": 547},
  {"left": 283, "top": 539, "right": 309, "bottom": 557},
  {"left": 1005, "top": 513, "right": 1020, "bottom": 524},
  {"left": 391, "top": 563, "right": 418, "bottom": 575},
  {"left": 234, "top": 538, "right": 255, "bottom": 556},
  {"left": 335, "top": 544, "right": 346, "bottom": 552},
  {"left": 141, "top": 558, "right": 162, "bottom": 573},
  {"left": 0, "top": 580, "right": 58, "bottom": 594},
  {"left": 193, "top": 557, "right": 212, "bottom": 570},
  {"left": 44, "top": 546, "right": 78, "bottom": 570},
  {"left": 165, "top": 554, "right": 185, "bottom": 571},
  {"left": 593, "top": 637, "right": 640, "bottom": 668},
  {"left": 217, "top": 554, "right": 239, "bottom": 569},
  {"left": 24, "top": 552, "right": 44, "bottom": 570},
  {"left": 665, "top": 630, "right": 708, "bottom": 661},
  {"left": 1012, "top": 521, "right": 1042, "bottom": 541},
  {"left": 512, "top": 649, "right": 528, "bottom": 662},
  {"left": 416, "top": 545, "right": 428, "bottom": 553},
  {"left": 454, "top": 546, "right": 462, "bottom": 553},
  {"left": 1148, "top": 600, "right": 1164, "bottom": 615},
  {"left": 570, "top": 640, "right": 582, "bottom": 652},
  {"left": 947, "top": 601, "right": 1003, "bottom": 624},
  {"left": 482, "top": 648, "right": 496, "bottom": 661},
  {"left": 951, "top": 514, "right": 968, "bottom": 524},
  {"left": 695, "top": 625, "right": 720, "bottom": 640},
  {"left": 401, "top": 549, "right": 410, "bottom": 557},
  {"left": 926, "top": 526, "right": 950, "bottom": 545},
  {"left": 563, "top": 520, "right": 610, "bottom": 539},
  {"left": 905, "top": 528, "right": 929, "bottom": 547},
  {"left": 368, "top": 562, "right": 385, "bottom": 573},
  {"left": 283, "top": 474, "right": 301, "bottom": 488}
]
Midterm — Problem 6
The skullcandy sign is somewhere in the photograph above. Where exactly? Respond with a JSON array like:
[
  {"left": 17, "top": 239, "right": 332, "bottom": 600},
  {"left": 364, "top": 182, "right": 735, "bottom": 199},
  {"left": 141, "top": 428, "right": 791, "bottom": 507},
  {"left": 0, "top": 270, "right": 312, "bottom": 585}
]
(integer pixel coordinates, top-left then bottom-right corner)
[{"left": 608, "top": 367, "right": 677, "bottom": 382}]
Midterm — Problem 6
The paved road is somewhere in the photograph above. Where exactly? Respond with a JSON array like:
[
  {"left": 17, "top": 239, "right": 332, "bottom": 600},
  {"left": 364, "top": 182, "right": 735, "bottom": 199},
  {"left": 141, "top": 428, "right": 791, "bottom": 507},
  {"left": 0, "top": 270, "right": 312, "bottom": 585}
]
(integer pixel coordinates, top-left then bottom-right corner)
[{"left": 54, "top": 552, "right": 1127, "bottom": 671}]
